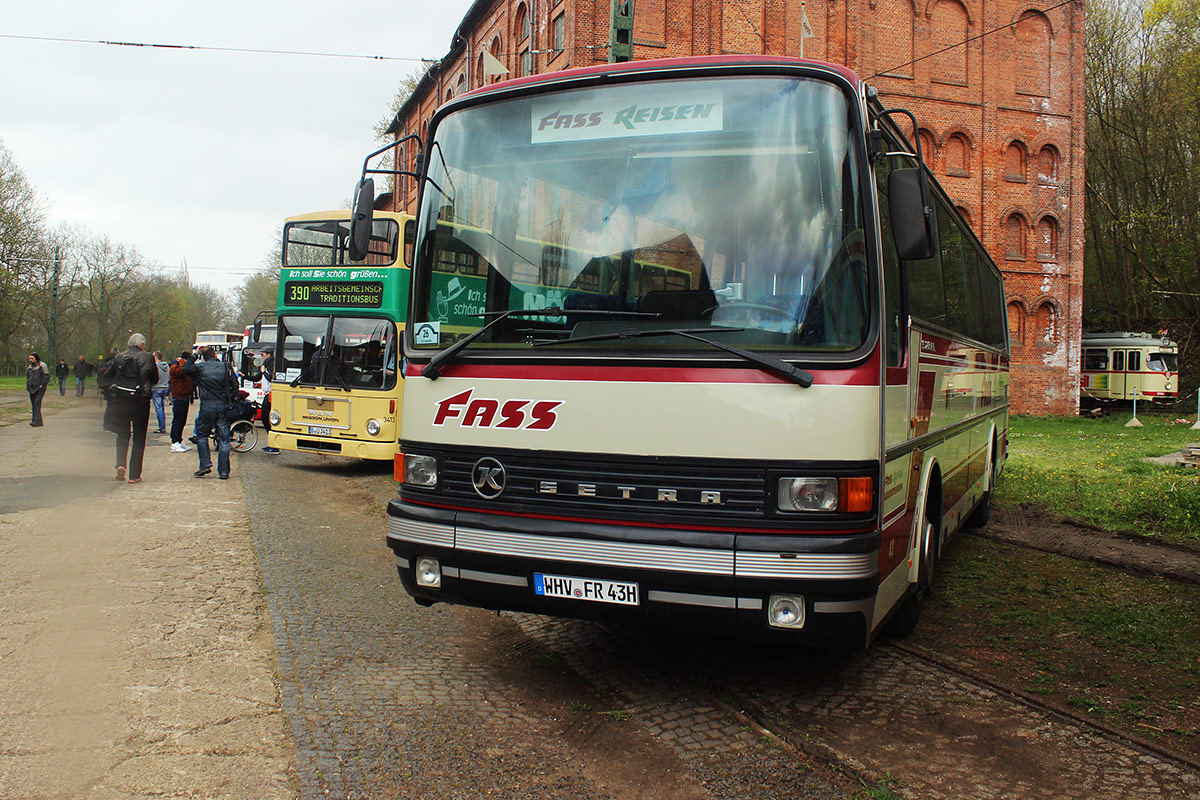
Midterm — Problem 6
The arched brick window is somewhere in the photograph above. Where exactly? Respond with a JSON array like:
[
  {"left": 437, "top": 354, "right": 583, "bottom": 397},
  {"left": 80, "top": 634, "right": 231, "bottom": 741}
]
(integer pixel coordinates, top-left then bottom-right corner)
[
  {"left": 930, "top": 0, "right": 968, "bottom": 85},
  {"left": 1037, "top": 145, "right": 1059, "bottom": 184},
  {"left": 1014, "top": 11, "right": 1052, "bottom": 96},
  {"left": 945, "top": 133, "right": 970, "bottom": 176},
  {"left": 1004, "top": 212, "right": 1027, "bottom": 260},
  {"left": 918, "top": 129, "right": 937, "bottom": 169},
  {"left": 1035, "top": 300, "right": 1058, "bottom": 344},
  {"left": 1007, "top": 301, "right": 1026, "bottom": 344},
  {"left": 1005, "top": 141, "right": 1027, "bottom": 182},
  {"left": 1036, "top": 216, "right": 1059, "bottom": 260},
  {"left": 514, "top": 4, "right": 529, "bottom": 42},
  {"left": 956, "top": 205, "right": 971, "bottom": 227}
]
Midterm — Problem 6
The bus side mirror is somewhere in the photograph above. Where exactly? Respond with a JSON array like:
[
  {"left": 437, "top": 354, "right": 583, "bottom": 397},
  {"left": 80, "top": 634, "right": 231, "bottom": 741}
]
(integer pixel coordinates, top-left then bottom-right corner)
[
  {"left": 348, "top": 177, "right": 376, "bottom": 262},
  {"left": 888, "top": 168, "right": 936, "bottom": 261},
  {"left": 252, "top": 320, "right": 262, "bottom": 341}
]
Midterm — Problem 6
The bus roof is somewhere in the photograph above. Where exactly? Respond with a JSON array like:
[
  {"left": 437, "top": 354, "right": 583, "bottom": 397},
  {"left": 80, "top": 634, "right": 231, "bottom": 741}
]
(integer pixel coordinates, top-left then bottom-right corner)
[{"left": 453, "top": 55, "right": 864, "bottom": 106}]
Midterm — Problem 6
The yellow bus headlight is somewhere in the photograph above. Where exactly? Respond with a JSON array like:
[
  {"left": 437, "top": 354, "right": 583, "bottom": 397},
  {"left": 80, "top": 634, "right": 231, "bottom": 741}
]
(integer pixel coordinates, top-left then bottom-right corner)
[{"left": 366, "top": 418, "right": 382, "bottom": 436}]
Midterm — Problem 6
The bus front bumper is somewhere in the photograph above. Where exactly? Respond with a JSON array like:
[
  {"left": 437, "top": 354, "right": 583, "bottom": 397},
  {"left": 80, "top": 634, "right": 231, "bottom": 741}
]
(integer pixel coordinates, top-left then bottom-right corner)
[
  {"left": 386, "top": 499, "right": 880, "bottom": 648},
  {"left": 269, "top": 430, "right": 395, "bottom": 461}
]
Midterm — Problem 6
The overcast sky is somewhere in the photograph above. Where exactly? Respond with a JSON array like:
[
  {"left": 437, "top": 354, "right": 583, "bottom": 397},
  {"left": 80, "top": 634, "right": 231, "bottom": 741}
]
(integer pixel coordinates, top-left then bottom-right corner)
[{"left": 1, "top": 0, "right": 473, "bottom": 294}]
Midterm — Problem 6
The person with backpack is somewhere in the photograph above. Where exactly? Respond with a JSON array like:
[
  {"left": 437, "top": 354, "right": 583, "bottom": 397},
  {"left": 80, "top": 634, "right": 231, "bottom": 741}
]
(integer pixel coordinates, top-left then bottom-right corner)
[
  {"left": 183, "top": 345, "right": 235, "bottom": 480},
  {"left": 25, "top": 353, "right": 51, "bottom": 427},
  {"left": 97, "top": 348, "right": 118, "bottom": 432},
  {"left": 109, "top": 333, "right": 157, "bottom": 484}
]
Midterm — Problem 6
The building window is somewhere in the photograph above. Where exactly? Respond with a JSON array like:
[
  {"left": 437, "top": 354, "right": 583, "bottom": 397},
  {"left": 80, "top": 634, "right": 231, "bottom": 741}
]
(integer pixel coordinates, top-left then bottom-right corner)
[
  {"left": 553, "top": 12, "right": 565, "bottom": 56},
  {"left": 1004, "top": 213, "right": 1027, "bottom": 260},
  {"left": 918, "top": 129, "right": 937, "bottom": 169},
  {"left": 520, "top": 47, "right": 531, "bottom": 76},
  {"left": 930, "top": 0, "right": 968, "bottom": 85},
  {"left": 1014, "top": 11, "right": 1052, "bottom": 97},
  {"left": 1005, "top": 141, "right": 1027, "bottom": 182},
  {"left": 1036, "top": 216, "right": 1059, "bottom": 260},
  {"left": 1035, "top": 301, "right": 1057, "bottom": 344},
  {"left": 1038, "top": 145, "right": 1059, "bottom": 184},
  {"left": 1007, "top": 301, "right": 1026, "bottom": 345},
  {"left": 515, "top": 4, "right": 529, "bottom": 43},
  {"left": 945, "top": 133, "right": 970, "bottom": 177}
]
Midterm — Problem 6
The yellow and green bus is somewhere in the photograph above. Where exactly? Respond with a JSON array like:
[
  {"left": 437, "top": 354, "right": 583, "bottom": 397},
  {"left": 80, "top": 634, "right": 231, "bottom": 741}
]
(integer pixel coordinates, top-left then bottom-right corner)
[{"left": 266, "top": 210, "right": 413, "bottom": 460}]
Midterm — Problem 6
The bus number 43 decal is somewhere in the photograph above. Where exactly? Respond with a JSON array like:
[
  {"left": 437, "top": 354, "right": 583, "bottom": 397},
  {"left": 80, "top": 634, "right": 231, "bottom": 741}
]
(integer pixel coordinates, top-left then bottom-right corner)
[{"left": 433, "top": 388, "right": 562, "bottom": 430}]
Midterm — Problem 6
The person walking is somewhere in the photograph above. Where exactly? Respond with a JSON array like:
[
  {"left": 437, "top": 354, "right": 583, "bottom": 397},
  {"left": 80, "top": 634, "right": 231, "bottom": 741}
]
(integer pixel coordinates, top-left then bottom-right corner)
[
  {"left": 54, "top": 359, "right": 70, "bottom": 396},
  {"left": 74, "top": 355, "right": 93, "bottom": 397},
  {"left": 151, "top": 351, "right": 170, "bottom": 434},
  {"left": 168, "top": 351, "right": 194, "bottom": 452},
  {"left": 109, "top": 333, "right": 157, "bottom": 484},
  {"left": 97, "top": 348, "right": 118, "bottom": 432},
  {"left": 25, "top": 353, "right": 51, "bottom": 427},
  {"left": 183, "top": 346, "right": 234, "bottom": 480}
]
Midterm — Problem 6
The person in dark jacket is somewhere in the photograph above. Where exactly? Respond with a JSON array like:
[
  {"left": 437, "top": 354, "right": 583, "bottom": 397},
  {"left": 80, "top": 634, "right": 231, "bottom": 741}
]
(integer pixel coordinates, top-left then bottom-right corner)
[
  {"left": 109, "top": 334, "right": 158, "bottom": 484},
  {"left": 26, "top": 353, "right": 50, "bottom": 427},
  {"left": 97, "top": 348, "right": 118, "bottom": 431},
  {"left": 168, "top": 351, "right": 195, "bottom": 452},
  {"left": 54, "top": 359, "right": 70, "bottom": 395},
  {"left": 183, "top": 346, "right": 234, "bottom": 479},
  {"left": 73, "top": 355, "right": 93, "bottom": 397}
]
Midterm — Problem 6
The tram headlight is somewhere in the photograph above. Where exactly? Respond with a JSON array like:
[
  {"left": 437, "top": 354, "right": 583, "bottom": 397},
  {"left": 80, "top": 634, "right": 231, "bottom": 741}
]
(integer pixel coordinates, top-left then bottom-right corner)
[
  {"left": 767, "top": 594, "right": 806, "bottom": 629},
  {"left": 1165, "top": 381, "right": 1172, "bottom": 391},
  {"left": 401, "top": 453, "right": 438, "bottom": 488},
  {"left": 268, "top": 409, "right": 281, "bottom": 427},
  {"left": 366, "top": 418, "right": 382, "bottom": 437}
]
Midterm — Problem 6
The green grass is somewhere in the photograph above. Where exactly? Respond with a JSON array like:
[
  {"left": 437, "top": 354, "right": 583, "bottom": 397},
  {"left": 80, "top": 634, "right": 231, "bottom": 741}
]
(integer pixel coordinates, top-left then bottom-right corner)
[
  {"left": 0, "top": 376, "right": 27, "bottom": 391},
  {"left": 996, "top": 413, "right": 1200, "bottom": 542}
]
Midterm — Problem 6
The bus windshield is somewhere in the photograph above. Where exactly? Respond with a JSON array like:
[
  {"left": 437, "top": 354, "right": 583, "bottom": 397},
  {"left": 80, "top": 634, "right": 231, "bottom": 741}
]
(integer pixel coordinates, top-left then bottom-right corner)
[
  {"left": 410, "top": 75, "right": 868, "bottom": 356},
  {"left": 277, "top": 315, "right": 398, "bottom": 390}
]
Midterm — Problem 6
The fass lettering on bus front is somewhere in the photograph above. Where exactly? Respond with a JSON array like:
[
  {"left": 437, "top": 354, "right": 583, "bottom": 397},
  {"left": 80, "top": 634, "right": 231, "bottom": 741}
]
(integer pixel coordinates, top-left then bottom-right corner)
[{"left": 531, "top": 88, "right": 723, "bottom": 144}]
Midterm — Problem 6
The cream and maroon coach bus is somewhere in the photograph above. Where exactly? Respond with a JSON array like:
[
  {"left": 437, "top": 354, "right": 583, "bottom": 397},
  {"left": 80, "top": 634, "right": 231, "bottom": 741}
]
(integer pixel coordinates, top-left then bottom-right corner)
[{"left": 365, "top": 55, "right": 1009, "bottom": 647}]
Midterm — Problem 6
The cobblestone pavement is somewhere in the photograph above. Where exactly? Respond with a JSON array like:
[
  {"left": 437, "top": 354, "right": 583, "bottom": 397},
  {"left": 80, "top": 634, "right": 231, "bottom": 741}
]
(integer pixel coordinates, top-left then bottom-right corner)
[
  {"left": 241, "top": 453, "right": 859, "bottom": 800},
  {"left": 518, "top": 617, "right": 1200, "bottom": 799},
  {"left": 242, "top": 450, "right": 1200, "bottom": 800}
]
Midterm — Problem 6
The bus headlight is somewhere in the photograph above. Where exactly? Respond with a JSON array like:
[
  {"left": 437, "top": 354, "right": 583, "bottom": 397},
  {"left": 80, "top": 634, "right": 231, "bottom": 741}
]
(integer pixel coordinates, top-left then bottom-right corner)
[
  {"left": 402, "top": 454, "right": 438, "bottom": 487},
  {"left": 767, "top": 594, "right": 806, "bottom": 628},
  {"left": 366, "top": 418, "right": 382, "bottom": 437},
  {"left": 777, "top": 476, "right": 873, "bottom": 513},
  {"left": 268, "top": 409, "right": 281, "bottom": 427},
  {"left": 778, "top": 477, "right": 838, "bottom": 511},
  {"left": 1165, "top": 381, "right": 1172, "bottom": 391}
]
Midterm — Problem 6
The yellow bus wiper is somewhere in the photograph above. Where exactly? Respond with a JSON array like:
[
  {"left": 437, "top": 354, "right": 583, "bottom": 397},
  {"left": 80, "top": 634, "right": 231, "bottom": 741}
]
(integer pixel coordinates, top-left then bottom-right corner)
[
  {"left": 421, "top": 307, "right": 654, "bottom": 380},
  {"left": 533, "top": 326, "right": 814, "bottom": 388}
]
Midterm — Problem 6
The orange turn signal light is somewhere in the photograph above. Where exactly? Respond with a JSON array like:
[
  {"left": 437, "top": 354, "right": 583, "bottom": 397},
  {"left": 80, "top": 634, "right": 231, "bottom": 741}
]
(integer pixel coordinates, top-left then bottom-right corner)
[
  {"left": 838, "top": 477, "right": 873, "bottom": 513},
  {"left": 393, "top": 452, "right": 405, "bottom": 483}
]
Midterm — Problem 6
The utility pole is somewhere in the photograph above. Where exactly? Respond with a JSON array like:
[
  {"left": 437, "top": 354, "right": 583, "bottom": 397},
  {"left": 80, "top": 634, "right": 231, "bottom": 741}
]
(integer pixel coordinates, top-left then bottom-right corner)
[{"left": 609, "top": 0, "right": 633, "bottom": 63}]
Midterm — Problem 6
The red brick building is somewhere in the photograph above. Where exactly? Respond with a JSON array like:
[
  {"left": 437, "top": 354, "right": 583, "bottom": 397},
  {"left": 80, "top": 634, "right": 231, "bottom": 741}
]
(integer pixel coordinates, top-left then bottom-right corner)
[{"left": 387, "top": 0, "right": 1085, "bottom": 415}]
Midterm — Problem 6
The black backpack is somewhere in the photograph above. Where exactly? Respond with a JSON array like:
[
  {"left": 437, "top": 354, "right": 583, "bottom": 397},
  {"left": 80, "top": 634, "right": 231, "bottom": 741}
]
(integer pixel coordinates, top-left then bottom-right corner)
[{"left": 111, "top": 354, "right": 146, "bottom": 399}]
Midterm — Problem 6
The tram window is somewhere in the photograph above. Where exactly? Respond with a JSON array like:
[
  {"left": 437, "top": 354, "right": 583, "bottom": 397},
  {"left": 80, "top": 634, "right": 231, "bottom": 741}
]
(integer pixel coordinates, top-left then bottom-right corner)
[
  {"left": 1083, "top": 349, "right": 1108, "bottom": 370},
  {"left": 1113, "top": 351, "right": 1125, "bottom": 371},
  {"left": 1148, "top": 352, "right": 1178, "bottom": 371},
  {"left": 1127, "top": 351, "right": 1141, "bottom": 371}
]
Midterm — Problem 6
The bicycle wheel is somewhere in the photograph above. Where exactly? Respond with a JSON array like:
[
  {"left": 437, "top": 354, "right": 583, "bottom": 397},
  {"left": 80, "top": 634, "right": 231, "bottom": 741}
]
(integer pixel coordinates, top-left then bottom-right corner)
[{"left": 229, "top": 419, "right": 258, "bottom": 453}]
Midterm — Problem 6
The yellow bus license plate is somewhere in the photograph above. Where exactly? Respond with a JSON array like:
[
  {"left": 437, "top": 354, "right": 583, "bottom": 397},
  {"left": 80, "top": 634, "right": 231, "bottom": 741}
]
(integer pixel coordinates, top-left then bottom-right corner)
[
  {"left": 308, "top": 426, "right": 333, "bottom": 436},
  {"left": 534, "top": 573, "right": 638, "bottom": 605}
]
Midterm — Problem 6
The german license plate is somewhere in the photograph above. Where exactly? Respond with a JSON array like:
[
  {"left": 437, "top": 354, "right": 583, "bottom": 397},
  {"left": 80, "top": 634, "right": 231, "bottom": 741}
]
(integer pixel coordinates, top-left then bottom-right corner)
[
  {"left": 308, "top": 425, "right": 332, "bottom": 436},
  {"left": 534, "top": 573, "right": 639, "bottom": 605}
]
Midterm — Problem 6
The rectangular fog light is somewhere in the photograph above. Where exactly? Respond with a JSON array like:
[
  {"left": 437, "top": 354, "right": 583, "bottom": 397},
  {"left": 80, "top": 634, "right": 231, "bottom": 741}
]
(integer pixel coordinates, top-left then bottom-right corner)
[
  {"left": 415, "top": 556, "right": 442, "bottom": 588},
  {"left": 767, "top": 594, "right": 806, "bottom": 629}
]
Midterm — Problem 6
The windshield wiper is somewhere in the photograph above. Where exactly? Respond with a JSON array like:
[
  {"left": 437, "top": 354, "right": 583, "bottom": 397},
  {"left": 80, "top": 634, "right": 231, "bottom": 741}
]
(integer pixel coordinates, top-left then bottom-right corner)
[
  {"left": 421, "top": 307, "right": 656, "bottom": 380},
  {"left": 290, "top": 353, "right": 350, "bottom": 391},
  {"left": 532, "top": 327, "right": 814, "bottom": 388}
]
